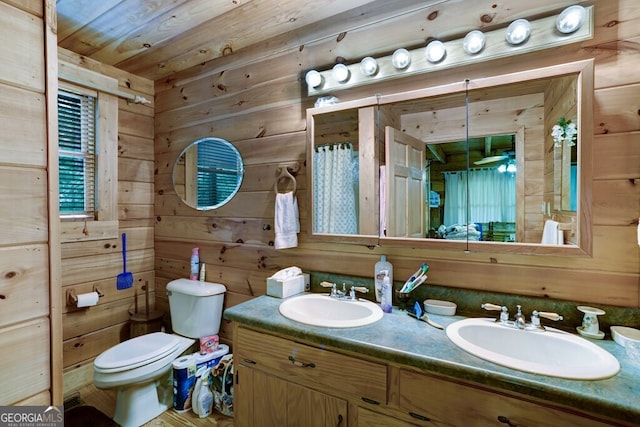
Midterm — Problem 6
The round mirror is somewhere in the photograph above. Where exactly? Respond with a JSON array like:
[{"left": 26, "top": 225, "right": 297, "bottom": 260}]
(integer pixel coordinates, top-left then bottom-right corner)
[{"left": 173, "top": 137, "right": 244, "bottom": 210}]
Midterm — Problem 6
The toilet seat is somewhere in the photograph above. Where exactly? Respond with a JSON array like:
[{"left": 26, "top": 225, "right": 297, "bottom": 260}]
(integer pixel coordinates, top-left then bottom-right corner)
[{"left": 94, "top": 332, "right": 183, "bottom": 373}]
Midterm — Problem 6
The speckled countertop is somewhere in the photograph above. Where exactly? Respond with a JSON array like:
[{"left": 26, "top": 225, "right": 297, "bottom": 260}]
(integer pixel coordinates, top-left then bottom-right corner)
[{"left": 224, "top": 294, "right": 640, "bottom": 424}]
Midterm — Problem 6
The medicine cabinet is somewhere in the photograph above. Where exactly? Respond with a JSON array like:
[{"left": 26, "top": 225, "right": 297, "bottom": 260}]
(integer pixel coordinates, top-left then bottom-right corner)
[{"left": 307, "top": 60, "right": 593, "bottom": 256}]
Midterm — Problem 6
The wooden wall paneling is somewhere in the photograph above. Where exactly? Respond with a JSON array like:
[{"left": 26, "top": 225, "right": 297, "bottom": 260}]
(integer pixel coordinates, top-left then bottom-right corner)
[
  {"left": 63, "top": 322, "right": 129, "bottom": 368},
  {"left": 0, "top": 84, "right": 47, "bottom": 166},
  {"left": 62, "top": 271, "right": 155, "bottom": 315},
  {"left": 0, "top": 318, "right": 50, "bottom": 405},
  {"left": 119, "top": 108, "right": 154, "bottom": 138},
  {"left": 0, "top": 244, "right": 49, "bottom": 327},
  {"left": 0, "top": 167, "right": 48, "bottom": 245},
  {"left": 61, "top": 249, "right": 155, "bottom": 286},
  {"left": 119, "top": 134, "right": 155, "bottom": 161},
  {"left": 592, "top": 180, "right": 640, "bottom": 226},
  {"left": 0, "top": 1, "right": 44, "bottom": 91},
  {"left": 593, "top": 84, "right": 640, "bottom": 135},
  {"left": 154, "top": 103, "right": 308, "bottom": 148},
  {"left": 593, "top": 132, "right": 640, "bottom": 180}
]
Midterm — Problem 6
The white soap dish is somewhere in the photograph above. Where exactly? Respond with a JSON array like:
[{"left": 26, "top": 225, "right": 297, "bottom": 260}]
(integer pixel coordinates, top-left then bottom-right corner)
[
  {"left": 424, "top": 299, "right": 457, "bottom": 316},
  {"left": 577, "top": 326, "right": 605, "bottom": 340},
  {"left": 611, "top": 326, "right": 640, "bottom": 347}
]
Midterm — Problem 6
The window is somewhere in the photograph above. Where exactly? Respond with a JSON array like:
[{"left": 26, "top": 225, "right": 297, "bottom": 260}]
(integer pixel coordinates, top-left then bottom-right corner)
[
  {"left": 58, "top": 88, "right": 97, "bottom": 218},
  {"left": 58, "top": 64, "right": 118, "bottom": 242}
]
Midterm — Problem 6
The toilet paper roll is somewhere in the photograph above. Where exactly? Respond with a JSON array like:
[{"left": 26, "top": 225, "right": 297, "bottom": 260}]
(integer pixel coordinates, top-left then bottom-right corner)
[{"left": 76, "top": 291, "right": 100, "bottom": 308}]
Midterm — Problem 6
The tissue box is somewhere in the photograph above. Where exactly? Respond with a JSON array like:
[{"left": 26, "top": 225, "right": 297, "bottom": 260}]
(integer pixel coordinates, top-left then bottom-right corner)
[{"left": 267, "top": 273, "right": 309, "bottom": 298}]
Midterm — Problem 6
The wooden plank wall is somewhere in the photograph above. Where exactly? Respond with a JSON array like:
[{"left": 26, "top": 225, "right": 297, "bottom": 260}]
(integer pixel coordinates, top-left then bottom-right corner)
[
  {"left": 0, "top": 0, "right": 53, "bottom": 406},
  {"left": 58, "top": 48, "right": 156, "bottom": 394},
  {"left": 154, "top": 0, "right": 639, "bottom": 346}
]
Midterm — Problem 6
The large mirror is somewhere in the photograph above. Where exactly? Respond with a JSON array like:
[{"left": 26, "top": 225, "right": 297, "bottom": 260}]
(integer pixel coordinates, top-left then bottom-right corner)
[
  {"left": 308, "top": 60, "right": 593, "bottom": 255},
  {"left": 173, "top": 137, "right": 244, "bottom": 210}
]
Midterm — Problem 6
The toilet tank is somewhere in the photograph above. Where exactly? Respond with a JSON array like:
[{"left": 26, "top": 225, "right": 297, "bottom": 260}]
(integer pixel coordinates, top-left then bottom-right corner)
[{"left": 166, "top": 278, "right": 226, "bottom": 338}]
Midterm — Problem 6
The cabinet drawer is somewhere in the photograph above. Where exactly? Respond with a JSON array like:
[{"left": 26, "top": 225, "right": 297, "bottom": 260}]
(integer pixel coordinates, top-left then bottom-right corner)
[
  {"left": 236, "top": 326, "right": 387, "bottom": 404},
  {"left": 399, "top": 369, "right": 613, "bottom": 427}
]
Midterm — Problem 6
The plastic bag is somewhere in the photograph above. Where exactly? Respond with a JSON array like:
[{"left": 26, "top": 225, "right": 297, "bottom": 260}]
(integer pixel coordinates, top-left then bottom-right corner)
[{"left": 211, "top": 354, "right": 234, "bottom": 416}]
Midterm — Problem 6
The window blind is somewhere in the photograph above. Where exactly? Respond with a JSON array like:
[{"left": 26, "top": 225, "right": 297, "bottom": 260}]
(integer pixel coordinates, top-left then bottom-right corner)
[
  {"left": 197, "top": 142, "right": 241, "bottom": 206},
  {"left": 58, "top": 90, "right": 97, "bottom": 217}
]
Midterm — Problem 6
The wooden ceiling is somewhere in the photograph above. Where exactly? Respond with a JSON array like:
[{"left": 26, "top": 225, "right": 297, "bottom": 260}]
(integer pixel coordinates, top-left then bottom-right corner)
[
  {"left": 56, "top": 0, "right": 582, "bottom": 83},
  {"left": 56, "top": 0, "right": 447, "bottom": 82}
]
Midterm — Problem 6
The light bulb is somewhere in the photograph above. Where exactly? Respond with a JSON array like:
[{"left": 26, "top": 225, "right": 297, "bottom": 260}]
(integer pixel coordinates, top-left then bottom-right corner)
[
  {"left": 359, "top": 57, "right": 378, "bottom": 76},
  {"left": 391, "top": 48, "right": 411, "bottom": 69},
  {"left": 305, "top": 70, "right": 323, "bottom": 88},
  {"left": 463, "top": 30, "right": 486, "bottom": 54},
  {"left": 505, "top": 19, "right": 531, "bottom": 45},
  {"left": 556, "top": 5, "right": 586, "bottom": 34},
  {"left": 425, "top": 40, "right": 446, "bottom": 63},
  {"left": 507, "top": 162, "right": 517, "bottom": 173},
  {"left": 332, "top": 63, "right": 350, "bottom": 83},
  {"left": 498, "top": 164, "right": 507, "bottom": 173}
]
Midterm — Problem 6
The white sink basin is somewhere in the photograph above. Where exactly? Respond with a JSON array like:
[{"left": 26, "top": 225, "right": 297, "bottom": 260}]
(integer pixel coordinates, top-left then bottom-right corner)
[
  {"left": 279, "top": 293, "right": 383, "bottom": 328},
  {"left": 446, "top": 318, "right": 620, "bottom": 380}
]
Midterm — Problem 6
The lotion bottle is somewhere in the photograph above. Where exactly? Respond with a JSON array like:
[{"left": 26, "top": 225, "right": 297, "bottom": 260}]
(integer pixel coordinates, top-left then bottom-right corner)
[
  {"left": 380, "top": 270, "right": 393, "bottom": 313},
  {"left": 374, "top": 255, "right": 393, "bottom": 302},
  {"left": 190, "top": 247, "right": 200, "bottom": 280}
]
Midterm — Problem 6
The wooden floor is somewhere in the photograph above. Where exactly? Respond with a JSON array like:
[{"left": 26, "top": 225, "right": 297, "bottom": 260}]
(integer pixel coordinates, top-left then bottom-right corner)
[{"left": 76, "top": 383, "right": 234, "bottom": 426}]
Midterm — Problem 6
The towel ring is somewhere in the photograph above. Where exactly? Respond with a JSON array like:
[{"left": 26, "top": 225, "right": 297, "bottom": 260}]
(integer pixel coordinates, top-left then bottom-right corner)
[{"left": 274, "top": 164, "right": 298, "bottom": 195}]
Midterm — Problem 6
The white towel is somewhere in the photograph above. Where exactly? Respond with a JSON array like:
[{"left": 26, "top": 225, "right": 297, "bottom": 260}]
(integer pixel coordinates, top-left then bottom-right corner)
[
  {"left": 274, "top": 191, "right": 300, "bottom": 249},
  {"left": 541, "top": 220, "right": 564, "bottom": 245}
]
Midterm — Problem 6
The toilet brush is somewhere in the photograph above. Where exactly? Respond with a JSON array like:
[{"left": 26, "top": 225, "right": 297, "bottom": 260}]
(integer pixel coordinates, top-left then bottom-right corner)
[{"left": 117, "top": 233, "right": 134, "bottom": 290}]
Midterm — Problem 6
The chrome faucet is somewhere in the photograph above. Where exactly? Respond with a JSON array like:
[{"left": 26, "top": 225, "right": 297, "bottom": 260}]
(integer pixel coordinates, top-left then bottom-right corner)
[
  {"left": 320, "top": 281, "right": 368, "bottom": 300},
  {"left": 514, "top": 305, "right": 526, "bottom": 329},
  {"left": 482, "top": 303, "right": 563, "bottom": 332}
]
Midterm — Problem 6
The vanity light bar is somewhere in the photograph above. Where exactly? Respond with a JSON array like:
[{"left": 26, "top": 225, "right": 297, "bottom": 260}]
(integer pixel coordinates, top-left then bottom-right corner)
[{"left": 306, "top": 5, "right": 593, "bottom": 96}]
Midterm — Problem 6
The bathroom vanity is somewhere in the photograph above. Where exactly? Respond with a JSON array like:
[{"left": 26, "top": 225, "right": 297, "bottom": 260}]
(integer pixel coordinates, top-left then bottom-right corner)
[{"left": 225, "top": 296, "right": 640, "bottom": 427}]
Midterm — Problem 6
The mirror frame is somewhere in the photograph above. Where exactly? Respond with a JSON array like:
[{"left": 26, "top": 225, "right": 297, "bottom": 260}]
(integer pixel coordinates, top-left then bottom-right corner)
[
  {"left": 173, "top": 137, "right": 244, "bottom": 211},
  {"left": 307, "top": 59, "right": 593, "bottom": 256}
]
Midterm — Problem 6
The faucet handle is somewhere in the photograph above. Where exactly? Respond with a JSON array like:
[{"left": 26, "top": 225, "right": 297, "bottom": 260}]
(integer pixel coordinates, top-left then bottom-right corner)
[
  {"left": 351, "top": 286, "right": 368, "bottom": 294},
  {"left": 530, "top": 310, "right": 563, "bottom": 331},
  {"left": 482, "top": 303, "right": 509, "bottom": 323},
  {"left": 536, "top": 311, "right": 563, "bottom": 322},
  {"left": 320, "top": 281, "right": 335, "bottom": 288}
]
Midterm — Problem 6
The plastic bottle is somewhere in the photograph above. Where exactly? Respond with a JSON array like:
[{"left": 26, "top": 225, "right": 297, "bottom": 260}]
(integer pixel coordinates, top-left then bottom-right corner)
[
  {"left": 190, "top": 248, "right": 199, "bottom": 280},
  {"left": 374, "top": 255, "right": 393, "bottom": 302},
  {"left": 380, "top": 270, "right": 393, "bottom": 313},
  {"left": 197, "top": 375, "right": 214, "bottom": 418},
  {"left": 199, "top": 263, "right": 206, "bottom": 282}
]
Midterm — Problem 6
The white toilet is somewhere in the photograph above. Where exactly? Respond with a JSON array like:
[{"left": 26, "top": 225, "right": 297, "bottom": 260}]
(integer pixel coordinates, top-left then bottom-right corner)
[{"left": 93, "top": 279, "right": 226, "bottom": 427}]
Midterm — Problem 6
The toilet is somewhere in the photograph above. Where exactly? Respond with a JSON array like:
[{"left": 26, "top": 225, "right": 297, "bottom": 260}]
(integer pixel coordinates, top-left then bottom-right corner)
[{"left": 93, "top": 279, "right": 226, "bottom": 427}]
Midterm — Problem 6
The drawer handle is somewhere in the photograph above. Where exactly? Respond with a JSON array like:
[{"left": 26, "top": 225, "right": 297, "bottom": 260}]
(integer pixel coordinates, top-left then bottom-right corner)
[
  {"left": 497, "top": 415, "right": 518, "bottom": 427},
  {"left": 409, "top": 412, "right": 431, "bottom": 422},
  {"left": 336, "top": 414, "right": 344, "bottom": 427},
  {"left": 361, "top": 397, "right": 380, "bottom": 405},
  {"left": 288, "top": 355, "right": 316, "bottom": 368},
  {"left": 243, "top": 358, "right": 257, "bottom": 365}
]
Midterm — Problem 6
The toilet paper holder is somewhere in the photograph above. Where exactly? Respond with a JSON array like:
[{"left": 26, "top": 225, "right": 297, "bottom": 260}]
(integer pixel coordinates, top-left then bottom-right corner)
[{"left": 67, "top": 286, "right": 104, "bottom": 306}]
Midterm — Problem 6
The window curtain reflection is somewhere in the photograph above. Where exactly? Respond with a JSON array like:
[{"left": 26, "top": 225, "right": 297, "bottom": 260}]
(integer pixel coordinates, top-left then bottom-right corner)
[
  {"left": 314, "top": 143, "right": 358, "bottom": 234},
  {"left": 444, "top": 169, "right": 516, "bottom": 226}
]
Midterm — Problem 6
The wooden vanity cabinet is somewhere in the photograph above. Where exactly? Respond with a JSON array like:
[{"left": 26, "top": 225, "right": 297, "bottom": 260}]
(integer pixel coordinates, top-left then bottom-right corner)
[
  {"left": 234, "top": 325, "right": 386, "bottom": 427},
  {"left": 233, "top": 325, "right": 625, "bottom": 427},
  {"left": 398, "top": 369, "right": 617, "bottom": 427}
]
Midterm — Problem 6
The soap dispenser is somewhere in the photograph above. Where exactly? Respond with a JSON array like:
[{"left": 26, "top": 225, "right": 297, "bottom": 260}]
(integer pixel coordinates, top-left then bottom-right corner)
[
  {"left": 380, "top": 270, "right": 392, "bottom": 313},
  {"left": 374, "top": 255, "right": 393, "bottom": 302}
]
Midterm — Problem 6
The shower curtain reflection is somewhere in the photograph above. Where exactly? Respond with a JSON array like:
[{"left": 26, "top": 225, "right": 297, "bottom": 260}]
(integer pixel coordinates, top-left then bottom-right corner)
[{"left": 314, "top": 143, "right": 358, "bottom": 234}]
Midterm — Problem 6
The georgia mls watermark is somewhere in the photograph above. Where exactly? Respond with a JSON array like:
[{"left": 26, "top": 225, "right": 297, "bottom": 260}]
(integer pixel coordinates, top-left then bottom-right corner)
[{"left": 0, "top": 406, "right": 63, "bottom": 427}]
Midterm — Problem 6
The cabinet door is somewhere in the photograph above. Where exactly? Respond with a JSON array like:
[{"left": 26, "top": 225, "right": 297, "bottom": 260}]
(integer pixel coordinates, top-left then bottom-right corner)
[
  {"left": 288, "top": 382, "right": 347, "bottom": 427},
  {"left": 236, "top": 366, "right": 347, "bottom": 427},
  {"left": 357, "top": 406, "right": 421, "bottom": 427},
  {"left": 399, "top": 369, "right": 614, "bottom": 427}
]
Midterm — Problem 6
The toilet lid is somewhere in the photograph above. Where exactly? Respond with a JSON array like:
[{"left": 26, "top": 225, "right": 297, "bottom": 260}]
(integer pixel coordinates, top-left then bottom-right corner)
[{"left": 94, "top": 332, "right": 182, "bottom": 372}]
